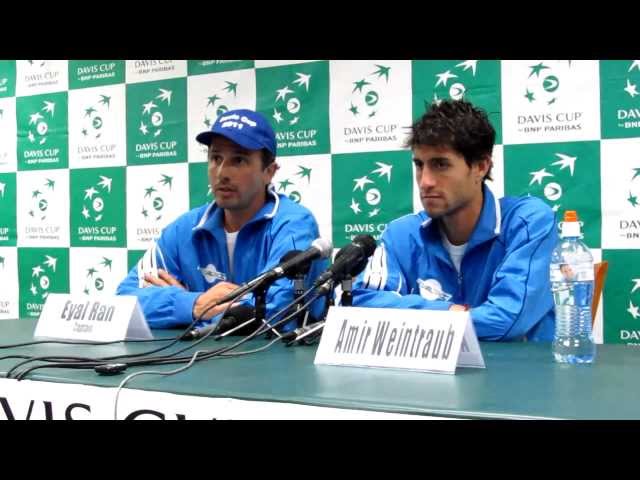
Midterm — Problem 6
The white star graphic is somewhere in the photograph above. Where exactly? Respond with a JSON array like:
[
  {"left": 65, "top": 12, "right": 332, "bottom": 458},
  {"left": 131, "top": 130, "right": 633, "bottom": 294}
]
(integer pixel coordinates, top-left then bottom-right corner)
[
  {"left": 435, "top": 70, "right": 458, "bottom": 87},
  {"left": 272, "top": 109, "right": 283, "bottom": 124},
  {"left": 455, "top": 60, "right": 478, "bottom": 76},
  {"left": 29, "top": 112, "right": 43, "bottom": 125},
  {"left": 44, "top": 255, "right": 57, "bottom": 271},
  {"left": 82, "top": 206, "right": 90, "bottom": 219},
  {"left": 42, "top": 101, "right": 55, "bottom": 115},
  {"left": 353, "top": 175, "right": 374, "bottom": 191},
  {"left": 156, "top": 89, "right": 172, "bottom": 105},
  {"left": 628, "top": 60, "right": 640, "bottom": 73},
  {"left": 372, "top": 162, "right": 392, "bottom": 182},
  {"left": 30, "top": 284, "right": 37, "bottom": 296},
  {"left": 631, "top": 278, "right": 640, "bottom": 294},
  {"left": 551, "top": 153, "right": 577, "bottom": 177},
  {"left": 98, "top": 176, "right": 112, "bottom": 192},
  {"left": 275, "top": 86, "right": 294, "bottom": 102},
  {"left": 350, "top": 198, "right": 361, "bottom": 214},
  {"left": 624, "top": 79, "right": 639, "bottom": 98},
  {"left": 529, "top": 168, "right": 554, "bottom": 186},
  {"left": 32, "top": 265, "right": 44, "bottom": 277},
  {"left": 368, "top": 208, "right": 380, "bottom": 217},
  {"left": 142, "top": 101, "right": 157, "bottom": 115},
  {"left": 28, "top": 131, "right": 35, "bottom": 143},
  {"left": 292, "top": 73, "right": 311, "bottom": 91},
  {"left": 628, "top": 300, "right": 640, "bottom": 320},
  {"left": 139, "top": 121, "right": 148, "bottom": 135},
  {"left": 84, "top": 186, "right": 98, "bottom": 200}
]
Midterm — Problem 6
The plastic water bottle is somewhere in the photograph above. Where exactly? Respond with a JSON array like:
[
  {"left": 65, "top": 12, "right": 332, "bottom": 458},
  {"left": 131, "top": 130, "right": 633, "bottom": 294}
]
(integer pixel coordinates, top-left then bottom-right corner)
[{"left": 550, "top": 210, "right": 596, "bottom": 364}]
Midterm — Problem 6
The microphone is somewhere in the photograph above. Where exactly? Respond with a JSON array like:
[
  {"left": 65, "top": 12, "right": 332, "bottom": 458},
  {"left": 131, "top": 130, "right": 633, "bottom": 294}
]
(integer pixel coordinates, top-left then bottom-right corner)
[
  {"left": 214, "top": 238, "right": 333, "bottom": 306},
  {"left": 279, "top": 250, "right": 312, "bottom": 278},
  {"left": 282, "top": 321, "right": 326, "bottom": 346},
  {"left": 314, "top": 235, "right": 376, "bottom": 287},
  {"left": 271, "top": 238, "right": 332, "bottom": 279}
]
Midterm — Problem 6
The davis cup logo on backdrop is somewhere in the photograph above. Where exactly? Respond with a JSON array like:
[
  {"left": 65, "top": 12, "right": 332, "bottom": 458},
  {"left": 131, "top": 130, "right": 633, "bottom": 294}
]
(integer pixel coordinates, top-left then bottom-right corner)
[
  {"left": 139, "top": 88, "right": 172, "bottom": 139},
  {"left": 527, "top": 152, "right": 577, "bottom": 213},
  {"left": 71, "top": 167, "right": 125, "bottom": 246},
  {"left": 348, "top": 64, "right": 391, "bottom": 119},
  {"left": 342, "top": 63, "right": 400, "bottom": 146},
  {"left": 505, "top": 141, "right": 600, "bottom": 248},
  {"left": 272, "top": 72, "right": 311, "bottom": 127},
  {"left": 21, "top": 60, "right": 63, "bottom": 91},
  {"left": 27, "top": 178, "right": 56, "bottom": 221},
  {"left": 0, "top": 105, "right": 11, "bottom": 165},
  {"left": 82, "top": 257, "right": 112, "bottom": 295},
  {"left": 26, "top": 100, "right": 56, "bottom": 146},
  {"left": 276, "top": 165, "right": 312, "bottom": 203},
  {"left": 333, "top": 151, "right": 412, "bottom": 247},
  {"left": 81, "top": 175, "right": 112, "bottom": 222},
  {"left": 0, "top": 175, "right": 14, "bottom": 244},
  {"left": 349, "top": 162, "right": 393, "bottom": 219},
  {"left": 515, "top": 61, "right": 583, "bottom": 135},
  {"left": 128, "top": 78, "right": 187, "bottom": 165},
  {"left": 257, "top": 61, "right": 329, "bottom": 156},
  {"left": 430, "top": 60, "right": 478, "bottom": 106},
  {"left": 80, "top": 94, "right": 111, "bottom": 140},
  {"left": 202, "top": 81, "right": 238, "bottom": 129},
  {"left": 18, "top": 91, "right": 68, "bottom": 169},
  {"left": 620, "top": 275, "right": 640, "bottom": 342},
  {"left": 626, "top": 278, "right": 640, "bottom": 322},
  {"left": 618, "top": 61, "right": 640, "bottom": 129},
  {"left": 28, "top": 254, "right": 58, "bottom": 301},
  {"left": 627, "top": 166, "right": 640, "bottom": 209},
  {"left": 140, "top": 174, "right": 173, "bottom": 222},
  {"left": 619, "top": 166, "right": 640, "bottom": 241},
  {"left": 522, "top": 62, "right": 563, "bottom": 107}
]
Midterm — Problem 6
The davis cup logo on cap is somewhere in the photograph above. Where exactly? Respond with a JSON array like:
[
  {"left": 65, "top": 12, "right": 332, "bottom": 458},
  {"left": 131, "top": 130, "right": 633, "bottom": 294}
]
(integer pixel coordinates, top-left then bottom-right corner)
[{"left": 196, "top": 108, "right": 277, "bottom": 156}]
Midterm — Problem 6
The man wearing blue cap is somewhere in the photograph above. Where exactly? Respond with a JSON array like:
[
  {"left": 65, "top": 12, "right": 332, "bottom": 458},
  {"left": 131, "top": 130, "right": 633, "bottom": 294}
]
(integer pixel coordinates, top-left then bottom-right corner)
[{"left": 117, "top": 109, "right": 326, "bottom": 331}]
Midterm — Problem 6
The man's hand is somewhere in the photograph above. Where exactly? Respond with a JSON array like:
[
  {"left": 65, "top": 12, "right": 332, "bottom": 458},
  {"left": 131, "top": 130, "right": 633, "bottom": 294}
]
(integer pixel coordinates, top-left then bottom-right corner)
[
  {"left": 449, "top": 304, "right": 470, "bottom": 312},
  {"left": 143, "top": 269, "right": 187, "bottom": 289},
  {"left": 193, "top": 281, "right": 241, "bottom": 320}
]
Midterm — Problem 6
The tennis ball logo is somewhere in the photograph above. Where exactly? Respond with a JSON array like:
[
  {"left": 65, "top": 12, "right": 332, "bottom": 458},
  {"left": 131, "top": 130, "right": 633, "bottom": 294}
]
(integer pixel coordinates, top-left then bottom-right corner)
[
  {"left": 542, "top": 75, "right": 560, "bottom": 93},
  {"left": 366, "top": 188, "right": 381, "bottom": 206},
  {"left": 449, "top": 83, "right": 466, "bottom": 100},
  {"left": 544, "top": 182, "right": 562, "bottom": 201}
]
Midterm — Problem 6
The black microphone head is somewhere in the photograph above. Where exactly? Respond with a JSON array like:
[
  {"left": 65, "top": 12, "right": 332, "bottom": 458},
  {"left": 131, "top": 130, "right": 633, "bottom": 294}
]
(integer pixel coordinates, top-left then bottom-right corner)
[
  {"left": 352, "top": 234, "right": 377, "bottom": 257},
  {"left": 212, "top": 304, "right": 256, "bottom": 336},
  {"left": 334, "top": 245, "right": 368, "bottom": 277},
  {"left": 279, "top": 250, "right": 310, "bottom": 277}
]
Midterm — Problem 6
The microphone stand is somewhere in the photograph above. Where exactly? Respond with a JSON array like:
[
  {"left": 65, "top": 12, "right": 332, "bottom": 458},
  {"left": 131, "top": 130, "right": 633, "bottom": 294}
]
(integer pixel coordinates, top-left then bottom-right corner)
[
  {"left": 340, "top": 274, "right": 353, "bottom": 307},
  {"left": 292, "top": 273, "right": 310, "bottom": 328}
]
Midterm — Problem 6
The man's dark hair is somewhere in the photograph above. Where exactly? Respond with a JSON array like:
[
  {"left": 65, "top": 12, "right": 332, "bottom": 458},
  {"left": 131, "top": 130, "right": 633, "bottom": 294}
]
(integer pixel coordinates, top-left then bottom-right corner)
[
  {"left": 261, "top": 149, "right": 275, "bottom": 169},
  {"left": 404, "top": 99, "right": 495, "bottom": 181}
]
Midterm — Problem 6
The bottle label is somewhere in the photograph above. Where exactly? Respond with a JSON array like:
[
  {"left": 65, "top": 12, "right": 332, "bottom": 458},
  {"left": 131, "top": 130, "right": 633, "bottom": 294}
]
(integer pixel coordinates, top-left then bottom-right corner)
[{"left": 550, "top": 261, "right": 594, "bottom": 282}]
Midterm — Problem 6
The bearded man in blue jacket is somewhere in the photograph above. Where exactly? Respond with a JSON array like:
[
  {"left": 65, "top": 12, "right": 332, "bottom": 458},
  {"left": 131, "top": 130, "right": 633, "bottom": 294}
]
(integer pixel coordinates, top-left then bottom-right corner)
[
  {"left": 117, "top": 108, "right": 326, "bottom": 331},
  {"left": 353, "top": 99, "right": 557, "bottom": 341}
]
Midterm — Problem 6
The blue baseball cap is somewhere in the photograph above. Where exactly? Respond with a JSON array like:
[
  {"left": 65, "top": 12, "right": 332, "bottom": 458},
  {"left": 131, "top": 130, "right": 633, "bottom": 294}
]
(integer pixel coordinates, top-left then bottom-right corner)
[{"left": 195, "top": 108, "right": 277, "bottom": 156}]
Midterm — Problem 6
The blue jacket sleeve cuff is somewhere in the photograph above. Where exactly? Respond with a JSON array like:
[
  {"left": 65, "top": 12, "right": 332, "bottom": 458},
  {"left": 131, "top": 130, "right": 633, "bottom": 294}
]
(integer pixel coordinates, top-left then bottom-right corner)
[{"left": 175, "top": 291, "right": 202, "bottom": 325}]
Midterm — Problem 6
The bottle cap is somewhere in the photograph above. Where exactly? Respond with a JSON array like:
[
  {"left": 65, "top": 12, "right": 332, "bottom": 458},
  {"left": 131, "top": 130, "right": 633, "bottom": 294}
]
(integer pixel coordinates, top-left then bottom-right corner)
[{"left": 560, "top": 210, "right": 581, "bottom": 238}]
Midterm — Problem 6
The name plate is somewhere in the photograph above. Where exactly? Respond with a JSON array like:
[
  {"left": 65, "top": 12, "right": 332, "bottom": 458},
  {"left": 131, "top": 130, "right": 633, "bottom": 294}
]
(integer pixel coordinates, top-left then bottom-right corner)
[
  {"left": 314, "top": 307, "right": 485, "bottom": 374},
  {"left": 34, "top": 294, "right": 153, "bottom": 342}
]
